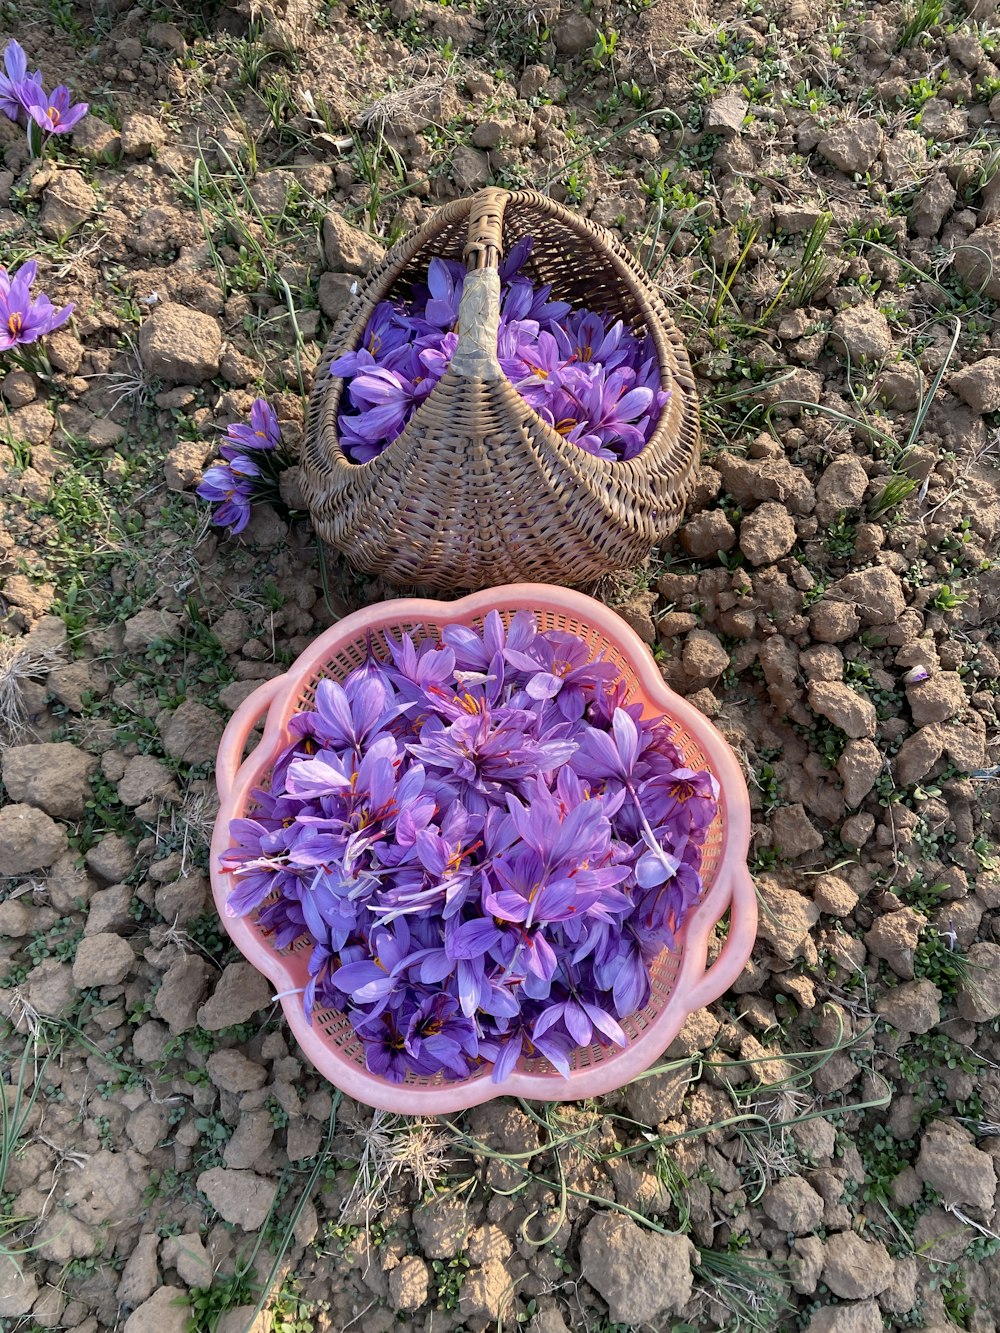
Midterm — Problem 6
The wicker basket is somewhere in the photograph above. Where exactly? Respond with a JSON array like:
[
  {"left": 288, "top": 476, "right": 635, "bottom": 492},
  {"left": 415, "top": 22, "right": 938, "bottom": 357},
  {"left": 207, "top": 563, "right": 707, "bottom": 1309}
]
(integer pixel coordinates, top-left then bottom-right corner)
[{"left": 301, "top": 188, "right": 700, "bottom": 591}]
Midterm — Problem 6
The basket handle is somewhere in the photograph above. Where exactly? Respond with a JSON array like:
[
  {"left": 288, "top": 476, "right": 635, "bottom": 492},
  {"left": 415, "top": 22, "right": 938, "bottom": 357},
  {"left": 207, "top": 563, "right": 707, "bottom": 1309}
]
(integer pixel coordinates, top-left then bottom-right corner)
[
  {"left": 682, "top": 866, "right": 758, "bottom": 1013},
  {"left": 463, "top": 187, "right": 508, "bottom": 271},
  {"left": 215, "top": 675, "right": 285, "bottom": 805}
]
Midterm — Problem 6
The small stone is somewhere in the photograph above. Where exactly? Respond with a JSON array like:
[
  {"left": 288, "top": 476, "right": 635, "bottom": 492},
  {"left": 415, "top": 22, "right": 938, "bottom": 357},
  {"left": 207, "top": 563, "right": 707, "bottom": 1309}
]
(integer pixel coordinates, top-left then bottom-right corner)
[
  {"left": 458, "top": 1258, "right": 511, "bottom": 1324},
  {"left": 818, "top": 121, "right": 883, "bottom": 174},
  {"left": 761, "top": 1177, "right": 825, "bottom": 1234},
  {"left": 864, "top": 907, "right": 924, "bottom": 979},
  {"left": 216, "top": 1309, "right": 271, "bottom": 1333},
  {"left": 39, "top": 170, "right": 97, "bottom": 238},
  {"left": 894, "top": 726, "right": 944, "bottom": 785},
  {"left": 2, "top": 742, "right": 96, "bottom": 819},
  {"left": 808, "top": 680, "right": 877, "bottom": 739},
  {"left": 830, "top": 566, "right": 906, "bottom": 625},
  {"left": 837, "top": 739, "right": 881, "bottom": 808},
  {"left": 162, "top": 1232, "right": 212, "bottom": 1288},
  {"left": 739, "top": 500, "right": 797, "bottom": 565},
  {"left": 681, "top": 629, "right": 729, "bottom": 678},
  {"left": 770, "top": 803, "right": 824, "bottom": 858},
  {"left": 956, "top": 942, "right": 1000, "bottom": 1021},
  {"left": 954, "top": 220, "right": 1000, "bottom": 298},
  {"left": 703, "top": 94, "right": 747, "bottom": 138},
  {"left": 164, "top": 438, "right": 213, "bottom": 491},
  {"left": 72, "top": 933, "right": 133, "bottom": 988},
  {"left": 206, "top": 1049, "right": 268, "bottom": 1093},
  {"left": 804, "top": 1300, "right": 883, "bottom": 1333},
  {"left": 86, "top": 833, "right": 135, "bottom": 883},
  {"left": 755, "top": 878, "right": 820, "bottom": 960},
  {"left": 0, "top": 899, "right": 31, "bottom": 936},
  {"left": 72, "top": 113, "right": 121, "bottom": 161},
  {"left": 198, "top": 1167, "right": 277, "bottom": 1230},
  {"left": 809, "top": 601, "right": 861, "bottom": 643},
  {"left": 911, "top": 171, "right": 956, "bottom": 238},
  {"left": 154, "top": 954, "right": 212, "bottom": 1034},
  {"left": 1, "top": 369, "right": 36, "bottom": 407},
  {"left": 117, "top": 755, "right": 176, "bottom": 808},
  {"left": 815, "top": 456, "right": 869, "bottom": 525},
  {"left": 622, "top": 1068, "right": 688, "bottom": 1125},
  {"left": 120, "top": 113, "right": 166, "bottom": 158},
  {"left": 841, "top": 812, "right": 875, "bottom": 848},
  {"left": 950, "top": 356, "right": 1000, "bottom": 414},
  {"left": 876, "top": 979, "right": 941, "bottom": 1034},
  {"left": 139, "top": 303, "right": 222, "bottom": 384},
  {"left": 413, "top": 1198, "right": 469, "bottom": 1260},
  {"left": 25, "top": 960, "right": 76, "bottom": 1016},
  {"left": 552, "top": 13, "right": 597, "bottom": 53},
  {"left": 906, "top": 672, "right": 965, "bottom": 725},
  {"left": 123, "top": 1286, "right": 189, "bottom": 1333},
  {"left": 149, "top": 21, "right": 186, "bottom": 52},
  {"left": 161, "top": 700, "right": 223, "bottom": 765},
  {"left": 831, "top": 304, "right": 893, "bottom": 361},
  {"left": 451, "top": 145, "right": 491, "bottom": 191},
  {"left": 117, "top": 1232, "right": 159, "bottom": 1308},
  {"left": 579, "top": 1213, "right": 696, "bottom": 1324},
  {"left": 812, "top": 874, "right": 859, "bottom": 917},
  {"left": 0, "top": 1251, "right": 38, "bottom": 1316},
  {"left": 678, "top": 509, "right": 736, "bottom": 557},
  {"left": 197, "top": 961, "right": 272, "bottom": 1031},
  {"left": 915, "top": 1120, "right": 997, "bottom": 1213},
  {"left": 0, "top": 804, "right": 68, "bottom": 875},
  {"left": 321, "top": 213, "right": 384, "bottom": 275},
  {"left": 821, "top": 1231, "right": 894, "bottom": 1299},
  {"left": 318, "top": 271, "right": 359, "bottom": 321},
  {"left": 84, "top": 885, "right": 133, "bottom": 938},
  {"left": 389, "top": 1256, "right": 429, "bottom": 1313}
]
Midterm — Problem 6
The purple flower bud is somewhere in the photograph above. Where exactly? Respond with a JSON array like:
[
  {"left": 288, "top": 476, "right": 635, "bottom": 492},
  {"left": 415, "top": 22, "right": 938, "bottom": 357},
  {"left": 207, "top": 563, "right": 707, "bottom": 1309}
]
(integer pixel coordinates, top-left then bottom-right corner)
[{"left": 904, "top": 665, "right": 931, "bottom": 685}]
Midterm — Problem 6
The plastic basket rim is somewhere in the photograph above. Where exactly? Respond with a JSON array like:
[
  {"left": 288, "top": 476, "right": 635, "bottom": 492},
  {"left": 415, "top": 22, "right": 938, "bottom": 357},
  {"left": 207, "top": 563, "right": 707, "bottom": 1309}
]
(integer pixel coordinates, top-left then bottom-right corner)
[{"left": 209, "top": 584, "right": 756, "bottom": 1113}]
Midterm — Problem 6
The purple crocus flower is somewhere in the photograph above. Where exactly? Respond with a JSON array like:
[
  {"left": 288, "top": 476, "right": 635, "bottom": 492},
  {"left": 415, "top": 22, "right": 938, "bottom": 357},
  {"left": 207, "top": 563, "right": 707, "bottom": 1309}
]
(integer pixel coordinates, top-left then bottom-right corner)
[
  {"left": 196, "top": 454, "right": 260, "bottom": 534},
  {"left": 27, "top": 84, "right": 88, "bottom": 135},
  {"left": 0, "top": 41, "right": 43, "bottom": 122},
  {"left": 226, "top": 398, "right": 281, "bottom": 451},
  {"left": 0, "top": 260, "right": 73, "bottom": 351}
]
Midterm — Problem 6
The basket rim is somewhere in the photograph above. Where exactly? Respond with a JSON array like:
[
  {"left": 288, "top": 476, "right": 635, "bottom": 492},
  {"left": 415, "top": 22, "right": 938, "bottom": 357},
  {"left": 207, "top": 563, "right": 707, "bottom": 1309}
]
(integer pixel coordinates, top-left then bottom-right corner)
[{"left": 209, "top": 585, "right": 755, "bottom": 1112}]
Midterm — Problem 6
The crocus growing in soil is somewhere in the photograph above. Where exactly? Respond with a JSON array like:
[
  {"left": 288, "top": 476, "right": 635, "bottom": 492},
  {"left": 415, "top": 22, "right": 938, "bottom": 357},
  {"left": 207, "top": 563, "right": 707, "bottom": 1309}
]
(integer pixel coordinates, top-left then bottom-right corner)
[
  {"left": 27, "top": 84, "right": 89, "bottom": 136},
  {"left": 0, "top": 260, "right": 73, "bottom": 352},
  {"left": 197, "top": 398, "right": 292, "bottom": 534},
  {"left": 220, "top": 612, "right": 719, "bottom": 1084},
  {"left": 0, "top": 41, "right": 43, "bottom": 123}
]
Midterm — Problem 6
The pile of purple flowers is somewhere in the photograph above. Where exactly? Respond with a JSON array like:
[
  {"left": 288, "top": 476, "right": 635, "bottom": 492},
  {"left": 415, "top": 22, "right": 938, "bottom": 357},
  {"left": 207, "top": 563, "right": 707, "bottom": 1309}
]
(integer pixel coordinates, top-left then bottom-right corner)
[
  {"left": 0, "top": 40, "right": 88, "bottom": 146},
  {"left": 0, "top": 260, "right": 73, "bottom": 353},
  {"left": 221, "top": 612, "right": 718, "bottom": 1084},
  {"left": 197, "top": 399, "right": 289, "bottom": 535},
  {"left": 330, "top": 238, "right": 669, "bottom": 464}
]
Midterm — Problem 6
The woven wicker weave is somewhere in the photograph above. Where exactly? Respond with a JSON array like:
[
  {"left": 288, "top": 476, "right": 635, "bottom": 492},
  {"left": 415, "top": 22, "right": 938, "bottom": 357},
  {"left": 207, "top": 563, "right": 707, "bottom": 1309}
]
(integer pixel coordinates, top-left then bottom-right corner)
[{"left": 302, "top": 188, "right": 700, "bottom": 590}]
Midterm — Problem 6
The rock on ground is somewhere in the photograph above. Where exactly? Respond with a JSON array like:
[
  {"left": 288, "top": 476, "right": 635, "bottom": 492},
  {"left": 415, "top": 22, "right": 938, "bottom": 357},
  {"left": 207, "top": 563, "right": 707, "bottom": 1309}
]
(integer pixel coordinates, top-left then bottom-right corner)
[
  {"left": 950, "top": 356, "right": 1000, "bottom": 414},
  {"left": 123, "top": 1286, "right": 189, "bottom": 1333},
  {"left": 761, "top": 1177, "right": 825, "bottom": 1234},
  {"left": 818, "top": 122, "right": 883, "bottom": 174},
  {"left": 579, "top": 1212, "right": 696, "bottom": 1325},
  {"left": 321, "top": 212, "right": 385, "bottom": 274},
  {"left": 956, "top": 942, "right": 1000, "bottom": 1021},
  {"left": 876, "top": 979, "right": 941, "bottom": 1034},
  {"left": 197, "top": 961, "right": 272, "bottom": 1031},
  {"left": 807, "top": 680, "right": 877, "bottom": 739},
  {"left": 0, "top": 1251, "right": 38, "bottom": 1317},
  {"left": 804, "top": 1300, "right": 884, "bottom": 1333},
  {"left": 389, "top": 1255, "right": 430, "bottom": 1312},
  {"left": 739, "top": 500, "right": 797, "bottom": 565},
  {"left": 1, "top": 741, "right": 96, "bottom": 818},
  {"left": 72, "top": 933, "right": 133, "bottom": 988},
  {"left": 953, "top": 220, "right": 1000, "bottom": 299},
  {"left": 197, "top": 1167, "right": 278, "bottom": 1230},
  {"left": 915, "top": 1120, "right": 997, "bottom": 1213},
  {"left": 0, "top": 803, "right": 68, "bottom": 875},
  {"left": 770, "top": 803, "right": 824, "bottom": 857},
  {"left": 155, "top": 954, "right": 212, "bottom": 1034},
  {"left": 39, "top": 170, "right": 97, "bottom": 238},
  {"left": 161, "top": 699, "right": 223, "bottom": 764},
  {"left": 865, "top": 907, "right": 924, "bottom": 979},
  {"left": 139, "top": 302, "right": 222, "bottom": 383},
  {"left": 821, "top": 1230, "right": 894, "bottom": 1298}
]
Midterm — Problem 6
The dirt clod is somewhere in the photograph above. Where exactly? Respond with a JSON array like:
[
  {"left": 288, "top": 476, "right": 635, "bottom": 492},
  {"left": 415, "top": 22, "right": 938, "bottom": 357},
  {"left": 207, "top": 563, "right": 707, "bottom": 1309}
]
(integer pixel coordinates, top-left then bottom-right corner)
[{"left": 579, "top": 1212, "right": 696, "bottom": 1325}]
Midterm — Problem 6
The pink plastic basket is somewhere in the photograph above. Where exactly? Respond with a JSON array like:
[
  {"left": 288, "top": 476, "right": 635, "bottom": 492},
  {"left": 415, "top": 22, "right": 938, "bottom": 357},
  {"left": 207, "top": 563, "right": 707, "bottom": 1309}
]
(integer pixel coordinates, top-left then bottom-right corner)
[{"left": 210, "top": 584, "right": 756, "bottom": 1113}]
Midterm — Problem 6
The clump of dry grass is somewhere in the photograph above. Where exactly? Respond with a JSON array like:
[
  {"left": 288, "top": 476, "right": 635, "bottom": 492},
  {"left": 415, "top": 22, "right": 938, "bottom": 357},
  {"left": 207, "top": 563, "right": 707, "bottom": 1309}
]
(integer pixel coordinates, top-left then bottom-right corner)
[{"left": 0, "top": 637, "right": 61, "bottom": 743}]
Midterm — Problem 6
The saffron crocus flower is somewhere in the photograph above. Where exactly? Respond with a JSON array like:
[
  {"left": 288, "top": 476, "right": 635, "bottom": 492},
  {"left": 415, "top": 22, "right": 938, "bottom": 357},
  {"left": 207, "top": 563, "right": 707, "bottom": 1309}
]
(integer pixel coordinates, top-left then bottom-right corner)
[
  {"left": 226, "top": 398, "right": 281, "bottom": 451},
  {"left": 0, "top": 260, "right": 73, "bottom": 351},
  {"left": 27, "top": 84, "right": 88, "bottom": 135},
  {"left": 0, "top": 40, "right": 43, "bottom": 122},
  {"left": 196, "top": 454, "right": 260, "bottom": 533}
]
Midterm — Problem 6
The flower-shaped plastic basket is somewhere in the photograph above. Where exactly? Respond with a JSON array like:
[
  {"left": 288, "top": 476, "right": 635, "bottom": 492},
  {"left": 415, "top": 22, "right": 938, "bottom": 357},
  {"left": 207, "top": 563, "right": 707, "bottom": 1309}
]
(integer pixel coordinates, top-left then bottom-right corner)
[{"left": 210, "top": 585, "right": 756, "bottom": 1113}]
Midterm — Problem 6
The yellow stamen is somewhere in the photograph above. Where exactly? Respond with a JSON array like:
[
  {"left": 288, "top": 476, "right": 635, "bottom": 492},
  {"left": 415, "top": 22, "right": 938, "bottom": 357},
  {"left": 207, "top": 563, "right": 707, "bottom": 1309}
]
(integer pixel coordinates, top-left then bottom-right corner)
[
  {"left": 554, "top": 417, "right": 577, "bottom": 436},
  {"left": 47, "top": 107, "right": 60, "bottom": 125},
  {"left": 8, "top": 312, "right": 22, "bottom": 336}
]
